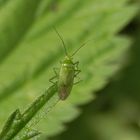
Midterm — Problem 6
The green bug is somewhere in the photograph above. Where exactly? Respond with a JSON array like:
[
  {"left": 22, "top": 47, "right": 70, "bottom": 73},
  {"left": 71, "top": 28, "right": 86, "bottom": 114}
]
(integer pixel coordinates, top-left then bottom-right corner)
[{"left": 50, "top": 27, "right": 85, "bottom": 100}]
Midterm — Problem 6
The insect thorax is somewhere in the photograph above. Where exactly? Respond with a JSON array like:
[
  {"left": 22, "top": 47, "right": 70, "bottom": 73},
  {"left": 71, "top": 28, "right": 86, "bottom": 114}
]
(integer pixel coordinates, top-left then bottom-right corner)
[{"left": 62, "top": 56, "right": 74, "bottom": 69}]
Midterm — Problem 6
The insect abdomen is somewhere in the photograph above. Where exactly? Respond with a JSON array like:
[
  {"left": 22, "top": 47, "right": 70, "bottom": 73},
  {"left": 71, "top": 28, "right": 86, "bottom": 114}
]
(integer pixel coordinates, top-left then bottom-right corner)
[{"left": 58, "top": 63, "right": 75, "bottom": 100}]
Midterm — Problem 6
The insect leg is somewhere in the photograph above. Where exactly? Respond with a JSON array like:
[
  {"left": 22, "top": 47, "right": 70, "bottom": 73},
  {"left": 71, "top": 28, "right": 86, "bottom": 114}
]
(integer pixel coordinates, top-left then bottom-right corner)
[
  {"left": 74, "top": 69, "right": 82, "bottom": 85},
  {"left": 74, "top": 61, "right": 81, "bottom": 76},
  {"left": 74, "top": 61, "right": 79, "bottom": 70},
  {"left": 74, "top": 69, "right": 81, "bottom": 77},
  {"left": 53, "top": 67, "right": 59, "bottom": 76},
  {"left": 49, "top": 68, "right": 59, "bottom": 84},
  {"left": 74, "top": 75, "right": 83, "bottom": 85},
  {"left": 49, "top": 76, "right": 57, "bottom": 84},
  {"left": 73, "top": 80, "right": 82, "bottom": 85}
]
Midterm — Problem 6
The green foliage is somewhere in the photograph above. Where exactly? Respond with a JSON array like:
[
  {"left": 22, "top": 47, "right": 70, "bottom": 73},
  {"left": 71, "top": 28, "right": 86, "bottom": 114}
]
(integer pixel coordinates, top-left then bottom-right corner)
[
  {"left": 0, "top": 0, "right": 138, "bottom": 139},
  {"left": 50, "top": 3, "right": 140, "bottom": 140}
]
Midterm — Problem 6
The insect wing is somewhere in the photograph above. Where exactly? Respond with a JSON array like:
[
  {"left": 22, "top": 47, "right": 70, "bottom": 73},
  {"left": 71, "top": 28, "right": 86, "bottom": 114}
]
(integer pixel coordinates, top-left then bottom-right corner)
[{"left": 58, "top": 63, "right": 75, "bottom": 100}]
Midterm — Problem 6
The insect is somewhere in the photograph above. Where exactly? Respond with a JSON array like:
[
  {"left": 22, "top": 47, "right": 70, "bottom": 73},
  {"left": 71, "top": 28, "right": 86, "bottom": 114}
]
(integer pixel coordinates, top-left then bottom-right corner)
[{"left": 50, "top": 27, "right": 85, "bottom": 100}]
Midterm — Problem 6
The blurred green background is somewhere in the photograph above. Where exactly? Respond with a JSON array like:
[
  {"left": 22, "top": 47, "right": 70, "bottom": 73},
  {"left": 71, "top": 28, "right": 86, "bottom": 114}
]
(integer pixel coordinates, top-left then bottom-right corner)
[
  {"left": 50, "top": 9, "right": 140, "bottom": 140},
  {"left": 0, "top": 0, "right": 139, "bottom": 140}
]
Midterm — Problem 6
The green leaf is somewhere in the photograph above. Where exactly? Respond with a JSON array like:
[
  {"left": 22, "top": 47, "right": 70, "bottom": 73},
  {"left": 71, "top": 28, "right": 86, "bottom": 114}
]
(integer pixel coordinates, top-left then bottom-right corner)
[
  {"left": 0, "top": 0, "right": 138, "bottom": 139},
  {"left": 0, "top": 0, "right": 41, "bottom": 62}
]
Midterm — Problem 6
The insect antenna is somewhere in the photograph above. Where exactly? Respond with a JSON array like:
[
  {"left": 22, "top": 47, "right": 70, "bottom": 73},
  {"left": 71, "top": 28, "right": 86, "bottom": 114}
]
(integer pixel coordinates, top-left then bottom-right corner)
[
  {"left": 53, "top": 27, "right": 68, "bottom": 56},
  {"left": 71, "top": 39, "right": 93, "bottom": 56},
  {"left": 71, "top": 43, "right": 85, "bottom": 56}
]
